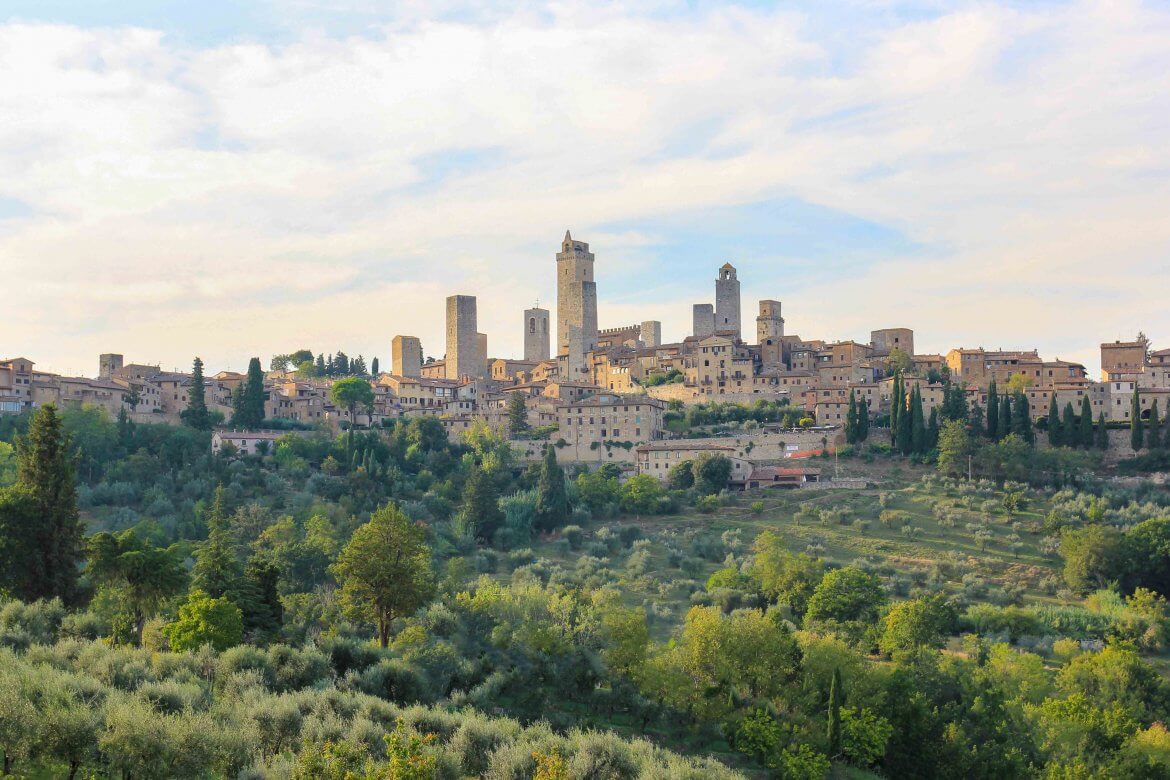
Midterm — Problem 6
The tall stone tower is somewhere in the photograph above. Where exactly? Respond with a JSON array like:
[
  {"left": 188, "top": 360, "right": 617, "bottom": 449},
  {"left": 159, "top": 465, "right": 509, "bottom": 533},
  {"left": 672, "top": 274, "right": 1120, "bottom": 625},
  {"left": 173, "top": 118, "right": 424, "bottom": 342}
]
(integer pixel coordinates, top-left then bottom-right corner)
[
  {"left": 99, "top": 353, "right": 124, "bottom": 379},
  {"left": 556, "top": 231, "right": 598, "bottom": 358},
  {"left": 391, "top": 336, "right": 422, "bottom": 377},
  {"left": 445, "top": 295, "right": 481, "bottom": 380},
  {"left": 477, "top": 333, "right": 488, "bottom": 369},
  {"left": 692, "top": 304, "right": 715, "bottom": 340},
  {"left": 715, "top": 263, "right": 741, "bottom": 339},
  {"left": 756, "top": 300, "right": 785, "bottom": 367},
  {"left": 640, "top": 320, "right": 662, "bottom": 348},
  {"left": 524, "top": 307, "right": 551, "bottom": 362}
]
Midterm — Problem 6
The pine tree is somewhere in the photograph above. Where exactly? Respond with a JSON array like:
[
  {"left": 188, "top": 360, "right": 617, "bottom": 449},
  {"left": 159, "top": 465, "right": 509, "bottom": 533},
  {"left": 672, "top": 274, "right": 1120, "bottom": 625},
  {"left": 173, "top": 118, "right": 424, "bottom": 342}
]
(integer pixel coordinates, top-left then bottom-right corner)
[
  {"left": 999, "top": 396, "right": 1012, "bottom": 441},
  {"left": 371, "top": 357, "right": 380, "bottom": 376},
  {"left": 927, "top": 407, "right": 940, "bottom": 450},
  {"left": 232, "top": 358, "right": 266, "bottom": 429},
  {"left": 1131, "top": 388, "right": 1144, "bottom": 451},
  {"left": 1148, "top": 400, "right": 1161, "bottom": 450},
  {"left": 910, "top": 386, "right": 926, "bottom": 454},
  {"left": 1013, "top": 391, "right": 1033, "bottom": 445},
  {"left": 182, "top": 356, "right": 212, "bottom": 431},
  {"left": 192, "top": 487, "right": 244, "bottom": 600},
  {"left": 12, "top": 404, "right": 84, "bottom": 604},
  {"left": 533, "top": 447, "right": 570, "bottom": 532},
  {"left": 1047, "top": 397, "right": 1062, "bottom": 447},
  {"left": 845, "top": 390, "right": 859, "bottom": 444},
  {"left": 827, "top": 667, "right": 843, "bottom": 760},
  {"left": 1095, "top": 412, "right": 1110, "bottom": 450},
  {"left": 1079, "top": 396, "right": 1094, "bottom": 449},
  {"left": 986, "top": 379, "right": 999, "bottom": 440},
  {"left": 1062, "top": 402, "right": 1078, "bottom": 448}
]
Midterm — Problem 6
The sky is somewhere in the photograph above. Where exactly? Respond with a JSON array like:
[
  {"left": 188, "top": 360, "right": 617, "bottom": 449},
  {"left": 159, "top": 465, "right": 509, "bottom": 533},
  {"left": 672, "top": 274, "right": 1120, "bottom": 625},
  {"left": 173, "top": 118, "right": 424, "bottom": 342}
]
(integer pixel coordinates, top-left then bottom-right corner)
[{"left": 1, "top": 1, "right": 1168, "bottom": 378}]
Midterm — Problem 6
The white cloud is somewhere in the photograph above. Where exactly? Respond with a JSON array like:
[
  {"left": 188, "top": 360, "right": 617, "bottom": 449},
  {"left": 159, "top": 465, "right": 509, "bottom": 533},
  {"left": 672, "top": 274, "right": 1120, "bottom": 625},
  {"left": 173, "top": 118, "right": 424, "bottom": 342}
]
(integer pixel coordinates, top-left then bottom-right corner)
[{"left": 1, "top": 1, "right": 1168, "bottom": 375}]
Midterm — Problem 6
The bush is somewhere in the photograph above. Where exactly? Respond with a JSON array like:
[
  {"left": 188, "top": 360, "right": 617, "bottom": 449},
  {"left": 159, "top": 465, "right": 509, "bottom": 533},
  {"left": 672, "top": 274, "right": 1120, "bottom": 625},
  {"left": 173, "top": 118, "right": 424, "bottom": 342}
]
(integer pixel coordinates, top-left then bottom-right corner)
[
  {"left": 695, "top": 495, "right": 721, "bottom": 514},
  {"left": 351, "top": 659, "right": 432, "bottom": 704},
  {"left": 562, "top": 526, "right": 585, "bottom": 551},
  {"left": 566, "top": 731, "right": 639, "bottom": 780}
]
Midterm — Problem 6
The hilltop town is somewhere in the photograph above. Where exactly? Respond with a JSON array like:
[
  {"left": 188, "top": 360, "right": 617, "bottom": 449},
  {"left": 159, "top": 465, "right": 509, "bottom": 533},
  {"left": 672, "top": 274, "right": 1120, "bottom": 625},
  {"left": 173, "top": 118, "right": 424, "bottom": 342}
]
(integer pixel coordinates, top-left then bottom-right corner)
[{"left": 3, "top": 230, "right": 1166, "bottom": 480}]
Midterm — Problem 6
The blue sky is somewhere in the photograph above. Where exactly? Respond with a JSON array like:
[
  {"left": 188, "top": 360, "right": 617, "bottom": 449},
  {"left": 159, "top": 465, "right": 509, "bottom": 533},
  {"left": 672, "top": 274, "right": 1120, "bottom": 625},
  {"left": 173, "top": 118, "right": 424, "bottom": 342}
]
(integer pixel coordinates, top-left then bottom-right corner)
[{"left": 1, "top": 1, "right": 1167, "bottom": 375}]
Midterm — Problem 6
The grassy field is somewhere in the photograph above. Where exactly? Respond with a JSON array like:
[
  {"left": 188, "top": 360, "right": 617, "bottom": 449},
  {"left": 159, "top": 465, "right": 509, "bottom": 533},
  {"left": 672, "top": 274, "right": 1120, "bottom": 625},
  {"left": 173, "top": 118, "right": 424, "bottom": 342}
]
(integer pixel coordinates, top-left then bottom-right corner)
[{"left": 526, "top": 468, "right": 1069, "bottom": 639}]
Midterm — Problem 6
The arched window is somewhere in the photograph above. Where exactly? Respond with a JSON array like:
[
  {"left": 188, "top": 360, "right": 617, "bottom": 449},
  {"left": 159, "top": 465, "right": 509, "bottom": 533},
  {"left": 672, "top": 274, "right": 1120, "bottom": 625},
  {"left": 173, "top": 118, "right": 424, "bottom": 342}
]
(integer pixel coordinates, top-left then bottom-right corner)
[{"left": 529, "top": 317, "right": 536, "bottom": 334}]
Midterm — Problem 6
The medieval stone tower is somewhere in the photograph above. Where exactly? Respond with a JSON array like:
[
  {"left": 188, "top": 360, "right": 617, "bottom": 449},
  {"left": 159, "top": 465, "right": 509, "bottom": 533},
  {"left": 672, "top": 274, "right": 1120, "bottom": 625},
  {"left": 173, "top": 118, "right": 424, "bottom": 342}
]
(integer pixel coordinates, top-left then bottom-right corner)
[
  {"left": 756, "top": 300, "right": 785, "bottom": 367},
  {"left": 640, "top": 320, "right": 662, "bottom": 348},
  {"left": 99, "top": 353, "right": 124, "bottom": 379},
  {"left": 556, "top": 231, "right": 598, "bottom": 358},
  {"left": 692, "top": 304, "right": 715, "bottom": 339},
  {"left": 391, "top": 335, "right": 422, "bottom": 377},
  {"left": 524, "top": 307, "right": 551, "bottom": 362},
  {"left": 445, "top": 295, "right": 481, "bottom": 380},
  {"left": 715, "top": 263, "right": 741, "bottom": 339}
]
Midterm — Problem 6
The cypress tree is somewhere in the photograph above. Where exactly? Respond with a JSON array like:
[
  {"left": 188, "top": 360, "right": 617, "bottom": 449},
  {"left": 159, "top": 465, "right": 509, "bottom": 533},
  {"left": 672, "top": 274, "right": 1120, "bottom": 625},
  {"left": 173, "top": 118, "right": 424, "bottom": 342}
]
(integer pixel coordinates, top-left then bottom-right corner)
[
  {"left": 1013, "top": 391, "right": 1033, "bottom": 445},
  {"left": 827, "top": 667, "right": 843, "bottom": 759},
  {"left": 533, "top": 446, "right": 570, "bottom": 532},
  {"left": 116, "top": 406, "right": 133, "bottom": 451},
  {"left": 1095, "top": 413, "right": 1109, "bottom": 450},
  {"left": 182, "top": 356, "right": 212, "bottom": 431},
  {"left": 232, "top": 357, "right": 266, "bottom": 429},
  {"left": 889, "top": 375, "right": 902, "bottom": 445},
  {"left": 1062, "top": 402, "right": 1078, "bottom": 448},
  {"left": 910, "top": 386, "right": 926, "bottom": 454},
  {"left": 857, "top": 397, "right": 870, "bottom": 442},
  {"left": 1079, "top": 396, "right": 1093, "bottom": 449},
  {"left": 927, "top": 407, "right": 940, "bottom": 450},
  {"left": 1131, "top": 388, "right": 1144, "bottom": 451},
  {"left": 998, "top": 396, "right": 1012, "bottom": 442},
  {"left": 12, "top": 404, "right": 83, "bottom": 604},
  {"left": 1047, "top": 397, "right": 1062, "bottom": 447},
  {"left": 315, "top": 353, "right": 326, "bottom": 375},
  {"left": 455, "top": 466, "right": 504, "bottom": 542},
  {"left": 897, "top": 387, "right": 913, "bottom": 455},
  {"left": 845, "top": 390, "right": 858, "bottom": 444},
  {"left": 371, "top": 357, "right": 380, "bottom": 376},
  {"left": 986, "top": 379, "right": 999, "bottom": 440},
  {"left": 1148, "top": 400, "right": 1161, "bottom": 450}
]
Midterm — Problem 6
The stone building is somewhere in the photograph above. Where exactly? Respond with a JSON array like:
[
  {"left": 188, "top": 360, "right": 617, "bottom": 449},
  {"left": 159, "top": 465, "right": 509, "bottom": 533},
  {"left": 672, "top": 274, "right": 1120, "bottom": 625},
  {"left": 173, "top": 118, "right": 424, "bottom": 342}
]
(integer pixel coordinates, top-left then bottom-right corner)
[
  {"left": 556, "top": 393, "right": 665, "bottom": 446},
  {"left": 556, "top": 231, "right": 598, "bottom": 358},
  {"left": 0, "top": 357, "right": 35, "bottom": 413},
  {"left": 715, "top": 263, "right": 741, "bottom": 339},
  {"left": 524, "top": 307, "right": 550, "bottom": 362},
  {"left": 445, "top": 295, "right": 482, "bottom": 381},
  {"left": 1101, "top": 340, "right": 1148, "bottom": 380},
  {"left": 392, "top": 335, "right": 423, "bottom": 378}
]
